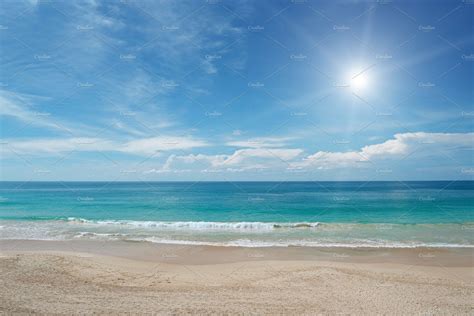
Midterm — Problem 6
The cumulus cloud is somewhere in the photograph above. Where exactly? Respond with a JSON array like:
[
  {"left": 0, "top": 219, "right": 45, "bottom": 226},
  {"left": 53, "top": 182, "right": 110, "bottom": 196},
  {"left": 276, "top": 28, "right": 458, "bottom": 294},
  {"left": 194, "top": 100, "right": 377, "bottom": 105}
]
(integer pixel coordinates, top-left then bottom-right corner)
[
  {"left": 222, "top": 148, "right": 303, "bottom": 165},
  {"left": 297, "top": 151, "right": 367, "bottom": 169},
  {"left": 2, "top": 132, "right": 472, "bottom": 175},
  {"left": 295, "top": 132, "right": 474, "bottom": 169},
  {"left": 147, "top": 148, "right": 304, "bottom": 173},
  {"left": 361, "top": 132, "right": 473, "bottom": 157}
]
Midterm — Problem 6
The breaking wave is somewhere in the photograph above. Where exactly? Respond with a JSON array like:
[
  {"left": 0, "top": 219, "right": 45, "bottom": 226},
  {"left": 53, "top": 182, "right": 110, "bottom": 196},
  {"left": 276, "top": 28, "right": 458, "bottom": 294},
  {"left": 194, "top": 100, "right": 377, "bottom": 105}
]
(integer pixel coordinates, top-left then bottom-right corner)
[{"left": 66, "top": 218, "right": 320, "bottom": 231}]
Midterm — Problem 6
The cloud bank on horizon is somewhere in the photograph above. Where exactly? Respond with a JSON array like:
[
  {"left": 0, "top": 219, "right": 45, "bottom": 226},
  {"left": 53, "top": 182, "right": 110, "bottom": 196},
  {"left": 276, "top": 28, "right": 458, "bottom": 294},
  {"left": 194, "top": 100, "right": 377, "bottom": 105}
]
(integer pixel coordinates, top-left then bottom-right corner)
[{"left": 0, "top": 0, "right": 473, "bottom": 181}]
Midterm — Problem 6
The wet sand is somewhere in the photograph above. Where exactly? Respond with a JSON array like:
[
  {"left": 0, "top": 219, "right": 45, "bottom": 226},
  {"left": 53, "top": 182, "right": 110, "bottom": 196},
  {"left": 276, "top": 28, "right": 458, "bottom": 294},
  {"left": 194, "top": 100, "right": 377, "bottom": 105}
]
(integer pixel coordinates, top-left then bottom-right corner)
[{"left": 1, "top": 240, "right": 473, "bottom": 314}]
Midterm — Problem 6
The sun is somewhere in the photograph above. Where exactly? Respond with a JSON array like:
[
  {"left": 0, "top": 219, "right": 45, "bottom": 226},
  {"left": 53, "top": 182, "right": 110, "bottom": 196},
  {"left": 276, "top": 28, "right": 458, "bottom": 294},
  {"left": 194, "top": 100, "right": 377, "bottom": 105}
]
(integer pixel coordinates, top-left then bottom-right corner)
[
  {"left": 349, "top": 70, "right": 369, "bottom": 91},
  {"left": 351, "top": 73, "right": 369, "bottom": 90},
  {"left": 344, "top": 66, "right": 372, "bottom": 92}
]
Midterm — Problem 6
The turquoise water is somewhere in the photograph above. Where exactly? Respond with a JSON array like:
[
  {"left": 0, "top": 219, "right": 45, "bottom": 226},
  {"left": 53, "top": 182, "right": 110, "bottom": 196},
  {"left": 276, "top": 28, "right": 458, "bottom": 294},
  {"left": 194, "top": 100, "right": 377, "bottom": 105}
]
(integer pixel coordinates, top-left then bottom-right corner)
[{"left": 0, "top": 181, "right": 473, "bottom": 247}]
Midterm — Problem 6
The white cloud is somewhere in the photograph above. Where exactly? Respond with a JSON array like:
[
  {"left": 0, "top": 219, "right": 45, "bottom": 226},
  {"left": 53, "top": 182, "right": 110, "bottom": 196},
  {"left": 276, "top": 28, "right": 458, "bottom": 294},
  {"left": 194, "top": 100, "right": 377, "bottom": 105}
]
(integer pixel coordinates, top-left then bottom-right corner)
[
  {"left": 149, "top": 148, "right": 303, "bottom": 173},
  {"left": 120, "top": 136, "right": 209, "bottom": 155},
  {"left": 0, "top": 137, "right": 112, "bottom": 155},
  {"left": 298, "top": 151, "right": 367, "bottom": 169},
  {"left": 361, "top": 132, "right": 473, "bottom": 158},
  {"left": 2, "top": 132, "right": 472, "bottom": 176},
  {"left": 0, "top": 90, "right": 66, "bottom": 132},
  {"left": 0, "top": 90, "right": 174, "bottom": 139},
  {"left": 124, "top": 0, "right": 246, "bottom": 74},
  {"left": 226, "top": 136, "right": 296, "bottom": 148},
  {"left": 221, "top": 148, "right": 303, "bottom": 165},
  {"left": 0, "top": 135, "right": 209, "bottom": 156},
  {"left": 296, "top": 132, "right": 474, "bottom": 169}
]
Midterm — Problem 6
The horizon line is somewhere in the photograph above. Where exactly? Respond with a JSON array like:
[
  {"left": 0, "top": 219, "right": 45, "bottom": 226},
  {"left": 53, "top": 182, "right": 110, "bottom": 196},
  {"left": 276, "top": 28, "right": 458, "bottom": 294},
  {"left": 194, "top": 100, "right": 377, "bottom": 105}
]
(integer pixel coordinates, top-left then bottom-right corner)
[{"left": 0, "top": 180, "right": 472, "bottom": 183}]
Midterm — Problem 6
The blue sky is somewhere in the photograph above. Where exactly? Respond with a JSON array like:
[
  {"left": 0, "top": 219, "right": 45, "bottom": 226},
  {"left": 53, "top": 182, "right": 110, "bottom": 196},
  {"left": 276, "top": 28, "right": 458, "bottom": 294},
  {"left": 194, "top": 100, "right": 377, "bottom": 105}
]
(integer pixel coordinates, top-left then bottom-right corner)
[{"left": 0, "top": 0, "right": 473, "bottom": 181}]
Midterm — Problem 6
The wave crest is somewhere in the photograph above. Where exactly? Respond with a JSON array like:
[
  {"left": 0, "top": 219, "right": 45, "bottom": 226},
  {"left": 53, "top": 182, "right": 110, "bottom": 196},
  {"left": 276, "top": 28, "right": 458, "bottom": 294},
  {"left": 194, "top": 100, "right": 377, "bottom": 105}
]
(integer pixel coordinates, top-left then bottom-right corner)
[{"left": 66, "top": 218, "right": 320, "bottom": 231}]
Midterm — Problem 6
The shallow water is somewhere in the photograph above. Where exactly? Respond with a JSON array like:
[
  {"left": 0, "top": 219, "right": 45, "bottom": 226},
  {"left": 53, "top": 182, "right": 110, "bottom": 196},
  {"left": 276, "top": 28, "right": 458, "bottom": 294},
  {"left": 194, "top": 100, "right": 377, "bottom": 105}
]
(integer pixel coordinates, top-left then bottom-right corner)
[{"left": 0, "top": 181, "right": 472, "bottom": 247}]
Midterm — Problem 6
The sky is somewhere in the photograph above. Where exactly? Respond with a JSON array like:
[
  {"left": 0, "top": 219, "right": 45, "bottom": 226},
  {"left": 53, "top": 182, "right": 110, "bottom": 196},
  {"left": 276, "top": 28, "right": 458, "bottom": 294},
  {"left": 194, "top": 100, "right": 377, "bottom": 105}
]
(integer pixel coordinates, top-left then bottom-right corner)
[{"left": 0, "top": 0, "right": 473, "bottom": 181}]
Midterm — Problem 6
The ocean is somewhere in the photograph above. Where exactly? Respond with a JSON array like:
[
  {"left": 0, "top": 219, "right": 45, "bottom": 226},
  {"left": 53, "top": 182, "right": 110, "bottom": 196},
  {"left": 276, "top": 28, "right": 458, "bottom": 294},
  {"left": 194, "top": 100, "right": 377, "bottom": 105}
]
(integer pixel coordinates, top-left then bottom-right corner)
[{"left": 0, "top": 181, "right": 472, "bottom": 248}]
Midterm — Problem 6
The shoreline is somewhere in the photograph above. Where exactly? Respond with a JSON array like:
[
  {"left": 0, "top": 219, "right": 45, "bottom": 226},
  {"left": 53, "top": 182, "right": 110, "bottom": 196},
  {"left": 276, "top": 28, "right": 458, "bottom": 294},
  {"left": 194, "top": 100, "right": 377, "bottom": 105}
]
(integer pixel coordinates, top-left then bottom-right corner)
[
  {"left": 1, "top": 239, "right": 473, "bottom": 266},
  {"left": 2, "top": 218, "right": 473, "bottom": 250}
]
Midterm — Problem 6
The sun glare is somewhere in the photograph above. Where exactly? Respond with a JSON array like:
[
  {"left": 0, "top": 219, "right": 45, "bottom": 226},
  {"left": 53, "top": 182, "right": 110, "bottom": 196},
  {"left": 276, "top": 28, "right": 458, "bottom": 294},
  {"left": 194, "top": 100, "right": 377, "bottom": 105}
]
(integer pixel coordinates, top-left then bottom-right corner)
[{"left": 349, "top": 70, "right": 369, "bottom": 91}]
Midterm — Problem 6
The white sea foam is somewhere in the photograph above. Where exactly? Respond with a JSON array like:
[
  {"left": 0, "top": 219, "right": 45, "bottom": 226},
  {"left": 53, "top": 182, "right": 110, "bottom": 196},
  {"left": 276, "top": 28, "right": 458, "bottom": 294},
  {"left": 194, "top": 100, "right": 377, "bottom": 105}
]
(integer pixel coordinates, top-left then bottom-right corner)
[
  {"left": 138, "top": 237, "right": 474, "bottom": 248},
  {"left": 1, "top": 219, "right": 472, "bottom": 249},
  {"left": 64, "top": 232, "right": 474, "bottom": 248},
  {"left": 66, "top": 218, "right": 320, "bottom": 231}
]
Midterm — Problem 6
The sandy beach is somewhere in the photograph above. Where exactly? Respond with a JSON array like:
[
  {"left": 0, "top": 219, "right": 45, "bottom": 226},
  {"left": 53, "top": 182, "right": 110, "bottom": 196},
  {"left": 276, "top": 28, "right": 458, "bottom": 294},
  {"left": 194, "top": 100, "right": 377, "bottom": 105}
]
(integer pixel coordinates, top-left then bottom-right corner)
[{"left": 0, "top": 240, "right": 472, "bottom": 314}]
